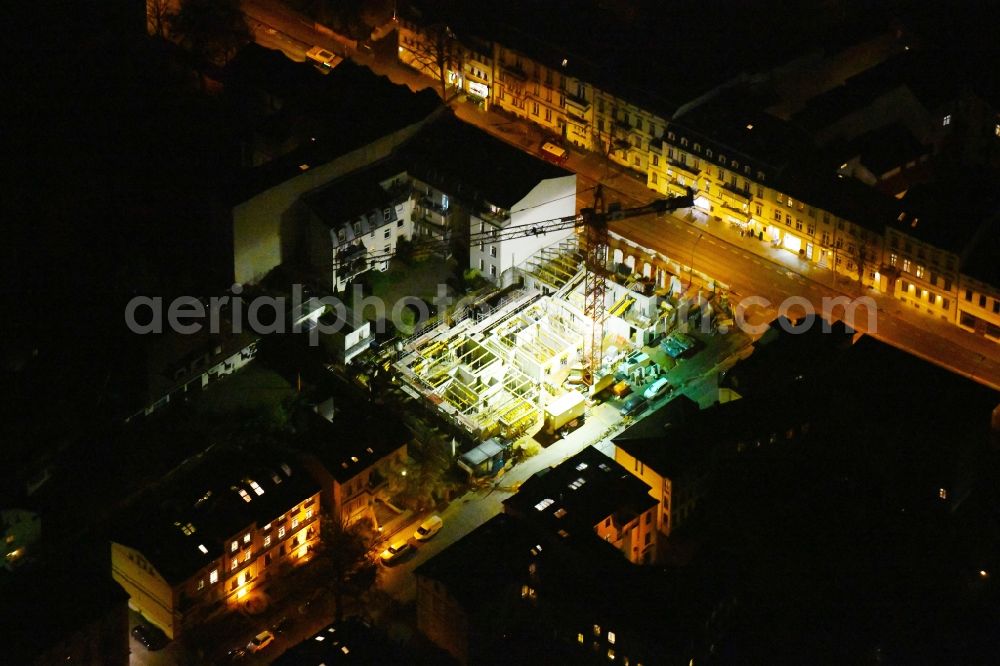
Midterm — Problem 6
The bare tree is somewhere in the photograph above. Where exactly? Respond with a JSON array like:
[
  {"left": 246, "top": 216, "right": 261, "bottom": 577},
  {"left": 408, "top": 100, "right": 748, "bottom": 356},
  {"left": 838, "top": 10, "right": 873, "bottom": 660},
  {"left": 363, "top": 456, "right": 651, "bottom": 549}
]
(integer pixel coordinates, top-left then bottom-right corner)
[
  {"left": 169, "top": 0, "right": 251, "bottom": 69},
  {"left": 147, "top": 0, "right": 175, "bottom": 39},
  {"left": 314, "top": 515, "right": 378, "bottom": 622},
  {"left": 848, "top": 232, "right": 879, "bottom": 291},
  {"left": 403, "top": 21, "right": 459, "bottom": 101}
]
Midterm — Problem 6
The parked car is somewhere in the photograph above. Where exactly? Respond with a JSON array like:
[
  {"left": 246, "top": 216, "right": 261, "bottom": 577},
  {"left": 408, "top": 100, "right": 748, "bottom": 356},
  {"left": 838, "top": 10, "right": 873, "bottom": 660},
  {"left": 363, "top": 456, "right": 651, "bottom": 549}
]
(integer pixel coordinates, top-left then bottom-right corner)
[
  {"left": 380, "top": 540, "right": 413, "bottom": 564},
  {"left": 224, "top": 647, "right": 247, "bottom": 661},
  {"left": 620, "top": 394, "right": 648, "bottom": 416},
  {"left": 247, "top": 630, "right": 275, "bottom": 653},
  {"left": 539, "top": 141, "right": 569, "bottom": 165},
  {"left": 414, "top": 515, "right": 443, "bottom": 541},
  {"left": 643, "top": 377, "right": 673, "bottom": 400},
  {"left": 661, "top": 331, "right": 699, "bottom": 359},
  {"left": 131, "top": 623, "right": 168, "bottom": 651},
  {"left": 305, "top": 46, "right": 338, "bottom": 72}
]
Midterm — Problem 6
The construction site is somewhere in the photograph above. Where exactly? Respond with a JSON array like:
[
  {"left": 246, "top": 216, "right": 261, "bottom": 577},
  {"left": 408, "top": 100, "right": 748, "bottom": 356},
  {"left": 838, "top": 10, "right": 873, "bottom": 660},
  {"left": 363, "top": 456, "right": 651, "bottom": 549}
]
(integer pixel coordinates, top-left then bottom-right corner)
[{"left": 394, "top": 233, "right": 737, "bottom": 454}]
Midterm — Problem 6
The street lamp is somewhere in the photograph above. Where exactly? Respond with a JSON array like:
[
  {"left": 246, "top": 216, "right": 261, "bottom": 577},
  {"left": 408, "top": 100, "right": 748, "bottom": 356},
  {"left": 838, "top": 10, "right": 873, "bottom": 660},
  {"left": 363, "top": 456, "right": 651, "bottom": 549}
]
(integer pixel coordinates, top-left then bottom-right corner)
[{"left": 687, "top": 233, "right": 703, "bottom": 289}]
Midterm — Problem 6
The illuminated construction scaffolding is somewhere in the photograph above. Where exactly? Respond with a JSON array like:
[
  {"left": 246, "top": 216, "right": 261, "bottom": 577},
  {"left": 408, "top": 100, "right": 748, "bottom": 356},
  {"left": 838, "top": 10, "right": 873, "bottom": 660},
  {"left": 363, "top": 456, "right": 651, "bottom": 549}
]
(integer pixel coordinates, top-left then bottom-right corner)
[{"left": 395, "top": 290, "right": 588, "bottom": 442}]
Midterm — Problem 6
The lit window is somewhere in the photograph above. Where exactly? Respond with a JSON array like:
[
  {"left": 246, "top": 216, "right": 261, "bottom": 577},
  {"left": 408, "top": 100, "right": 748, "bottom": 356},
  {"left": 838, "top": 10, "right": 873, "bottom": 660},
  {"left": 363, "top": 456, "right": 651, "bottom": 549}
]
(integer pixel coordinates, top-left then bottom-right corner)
[
  {"left": 292, "top": 518, "right": 299, "bottom": 529},
  {"left": 278, "top": 526, "right": 286, "bottom": 538},
  {"left": 198, "top": 544, "right": 208, "bottom": 554},
  {"left": 568, "top": 477, "right": 586, "bottom": 490},
  {"left": 554, "top": 508, "right": 567, "bottom": 518},
  {"left": 243, "top": 533, "right": 251, "bottom": 544},
  {"left": 534, "top": 498, "right": 555, "bottom": 511},
  {"left": 243, "top": 550, "right": 251, "bottom": 563},
  {"left": 608, "top": 648, "right": 615, "bottom": 660},
  {"left": 608, "top": 631, "right": 616, "bottom": 644},
  {"left": 939, "top": 488, "right": 948, "bottom": 500},
  {"left": 578, "top": 633, "right": 585, "bottom": 644},
  {"left": 231, "top": 541, "right": 238, "bottom": 552},
  {"left": 915, "top": 265, "right": 924, "bottom": 278},
  {"left": 306, "top": 509, "right": 314, "bottom": 519},
  {"left": 942, "top": 114, "right": 951, "bottom": 126},
  {"left": 232, "top": 558, "right": 238, "bottom": 570},
  {"left": 594, "top": 624, "right": 601, "bottom": 636},
  {"left": 209, "top": 569, "right": 218, "bottom": 584},
  {"left": 250, "top": 481, "right": 264, "bottom": 496},
  {"left": 264, "top": 535, "right": 272, "bottom": 547},
  {"left": 238, "top": 489, "right": 251, "bottom": 503},
  {"left": 576, "top": 462, "right": 588, "bottom": 471},
  {"left": 263, "top": 523, "right": 271, "bottom": 530},
  {"left": 197, "top": 579, "right": 205, "bottom": 590}
]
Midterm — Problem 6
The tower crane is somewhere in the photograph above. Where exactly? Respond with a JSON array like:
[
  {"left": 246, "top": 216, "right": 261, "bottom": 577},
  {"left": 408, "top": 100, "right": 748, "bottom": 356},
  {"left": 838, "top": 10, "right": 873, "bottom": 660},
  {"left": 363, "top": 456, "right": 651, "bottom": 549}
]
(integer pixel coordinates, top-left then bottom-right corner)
[
  {"left": 579, "top": 185, "right": 694, "bottom": 384},
  {"left": 331, "top": 185, "right": 695, "bottom": 382}
]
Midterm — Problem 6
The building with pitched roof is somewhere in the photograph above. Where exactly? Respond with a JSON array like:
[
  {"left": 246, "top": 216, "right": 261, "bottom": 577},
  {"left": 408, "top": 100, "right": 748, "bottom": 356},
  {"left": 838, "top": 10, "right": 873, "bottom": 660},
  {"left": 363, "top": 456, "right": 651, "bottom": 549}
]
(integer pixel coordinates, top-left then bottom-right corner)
[
  {"left": 296, "top": 386, "right": 410, "bottom": 526},
  {"left": 110, "top": 449, "right": 320, "bottom": 638},
  {"left": 502, "top": 445, "right": 658, "bottom": 564},
  {"left": 415, "top": 511, "right": 701, "bottom": 665}
]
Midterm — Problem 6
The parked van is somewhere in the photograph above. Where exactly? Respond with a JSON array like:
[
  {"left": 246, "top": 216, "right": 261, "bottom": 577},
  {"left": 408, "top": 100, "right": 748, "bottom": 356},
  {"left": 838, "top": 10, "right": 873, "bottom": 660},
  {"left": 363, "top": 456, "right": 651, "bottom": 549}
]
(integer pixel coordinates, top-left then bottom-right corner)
[
  {"left": 540, "top": 141, "right": 569, "bottom": 165},
  {"left": 414, "top": 515, "right": 443, "bottom": 541}
]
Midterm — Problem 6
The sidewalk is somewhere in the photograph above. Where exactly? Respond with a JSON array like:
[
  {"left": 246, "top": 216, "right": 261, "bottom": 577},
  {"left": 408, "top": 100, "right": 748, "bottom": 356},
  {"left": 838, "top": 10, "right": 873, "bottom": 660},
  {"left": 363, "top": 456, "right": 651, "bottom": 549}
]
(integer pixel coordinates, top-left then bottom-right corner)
[{"left": 346, "top": 36, "right": 999, "bottom": 387}]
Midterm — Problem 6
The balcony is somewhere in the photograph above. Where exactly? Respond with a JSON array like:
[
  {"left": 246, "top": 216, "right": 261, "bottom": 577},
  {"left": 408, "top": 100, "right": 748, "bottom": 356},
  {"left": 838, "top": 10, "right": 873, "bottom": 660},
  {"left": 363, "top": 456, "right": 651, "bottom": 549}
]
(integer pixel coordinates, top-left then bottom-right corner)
[
  {"left": 501, "top": 61, "right": 527, "bottom": 81},
  {"left": 565, "top": 90, "right": 591, "bottom": 114},
  {"left": 668, "top": 158, "right": 700, "bottom": 179},
  {"left": 720, "top": 181, "right": 751, "bottom": 203}
]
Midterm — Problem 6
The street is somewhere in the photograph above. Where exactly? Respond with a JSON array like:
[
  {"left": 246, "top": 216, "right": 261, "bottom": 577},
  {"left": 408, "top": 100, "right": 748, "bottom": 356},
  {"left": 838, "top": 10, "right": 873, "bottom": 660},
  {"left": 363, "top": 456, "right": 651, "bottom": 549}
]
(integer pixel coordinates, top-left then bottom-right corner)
[
  {"left": 232, "top": 0, "right": 999, "bottom": 390},
  {"left": 377, "top": 323, "right": 750, "bottom": 604}
]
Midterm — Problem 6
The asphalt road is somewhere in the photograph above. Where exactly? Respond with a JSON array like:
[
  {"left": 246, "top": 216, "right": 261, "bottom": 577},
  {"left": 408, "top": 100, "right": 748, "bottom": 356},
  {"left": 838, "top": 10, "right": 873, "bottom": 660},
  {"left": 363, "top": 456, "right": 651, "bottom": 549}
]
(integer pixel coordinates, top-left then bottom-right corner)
[{"left": 237, "top": 0, "right": 998, "bottom": 389}]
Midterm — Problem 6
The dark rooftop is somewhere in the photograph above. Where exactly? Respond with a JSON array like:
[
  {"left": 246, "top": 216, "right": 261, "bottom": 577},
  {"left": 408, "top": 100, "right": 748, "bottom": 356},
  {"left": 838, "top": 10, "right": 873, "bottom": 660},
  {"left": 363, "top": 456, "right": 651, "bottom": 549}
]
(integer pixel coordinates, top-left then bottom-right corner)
[
  {"left": 792, "top": 47, "right": 981, "bottom": 135},
  {"left": 780, "top": 162, "right": 905, "bottom": 234},
  {"left": 1, "top": 562, "right": 128, "bottom": 664},
  {"left": 720, "top": 317, "right": 856, "bottom": 399},
  {"left": 406, "top": 0, "right": 892, "bottom": 117},
  {"left": 890, "top": 175, "right": 1000, "bottom": 254},
  {"left": 413, "top": 512, "right": 537, "bottom": 610},
  {"left": 838, "top": 123, "right": 929, "bottom": 177},
  {"left": 502, "top": 446, "right": 656, "bottom": 536},
  {"left": 671, "top": 90, "right": 815, "bottom": 173},
  {"left": 223, "top": 42, "right": 325, "bottom": 107},
  {"left": 301, "top": 157, "right": 409, "bottom": 229},
  {"left": 296, "top": 384, "right": 410, "bottom": 484},
  {"left": 114, "top": 447, "right": 318, "bottom": 585},
  {"left": 961, "top": 211, "right": 1000, "bottom": 286},
  {"left": 227, "top": 59, "right": 441, "bottom": 205},
  {"left": 271, "top": 618, "right": 401, "bottom": 665},
  {"left": 399, "top": 113, "right": 572, "bottom": 210}
]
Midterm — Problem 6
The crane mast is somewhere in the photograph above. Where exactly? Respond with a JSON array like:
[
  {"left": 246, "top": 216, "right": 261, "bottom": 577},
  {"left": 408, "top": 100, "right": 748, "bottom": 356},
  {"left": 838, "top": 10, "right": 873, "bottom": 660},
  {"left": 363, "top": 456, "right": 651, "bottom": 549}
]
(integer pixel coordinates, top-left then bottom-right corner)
[{"left": 579, "top": 186, "right": 695, "bottom": 384}]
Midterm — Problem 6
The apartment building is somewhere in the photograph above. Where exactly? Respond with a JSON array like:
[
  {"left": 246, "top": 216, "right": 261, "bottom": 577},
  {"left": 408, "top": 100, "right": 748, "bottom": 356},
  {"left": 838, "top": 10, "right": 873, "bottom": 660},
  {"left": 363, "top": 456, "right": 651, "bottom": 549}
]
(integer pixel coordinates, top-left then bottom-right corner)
[
  {"left": 503, "top": 446, "right": 658, "bottom": 564},
  {"left": 297, "top": 396, "right": 409, "bottom": 527},
  {"left": 111, "top": 452, "right": 321, "bottom": 639},
  {"left": 415, "top": 512, "right": 694, "bottom": 665},
  {"left": 400, "top": 115, "right": 577, "bottom": 286},
  {"left": 611, "top": 396, "right": 705, "bottom": 538},
  {"left": 304, "top": 159, "right": 415, "bottom": 291},
  {"left": 396, "top": 5, "right": 1000, "bottom": 337},
  {"left": 958, "top": 233, "right": 1000, "bottom": 341}
]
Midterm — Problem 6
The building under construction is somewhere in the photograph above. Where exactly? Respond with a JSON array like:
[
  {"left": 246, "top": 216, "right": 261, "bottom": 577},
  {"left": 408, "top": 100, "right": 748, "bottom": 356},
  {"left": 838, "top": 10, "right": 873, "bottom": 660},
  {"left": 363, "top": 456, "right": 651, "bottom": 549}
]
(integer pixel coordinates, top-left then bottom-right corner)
[{"left": 395, "top": 287, "right": 590, "bottom": 443}]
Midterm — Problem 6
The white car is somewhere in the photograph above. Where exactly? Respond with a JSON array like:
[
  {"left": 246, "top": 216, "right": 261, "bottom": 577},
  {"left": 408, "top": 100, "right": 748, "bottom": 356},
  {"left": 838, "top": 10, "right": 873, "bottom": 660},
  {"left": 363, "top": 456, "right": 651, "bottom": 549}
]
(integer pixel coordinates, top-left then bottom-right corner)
[
  {"left": 414, "top": 515, "right": 443, "bottom": 542},
  {"left": 379, "top": 540, "right": 412, "bottom": 564},
  {"left": 247, "top": 630, "right": 275, "bottom": 653},
  {"left": 643, "top": 377, "right": 672, "bottom": 400}
]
